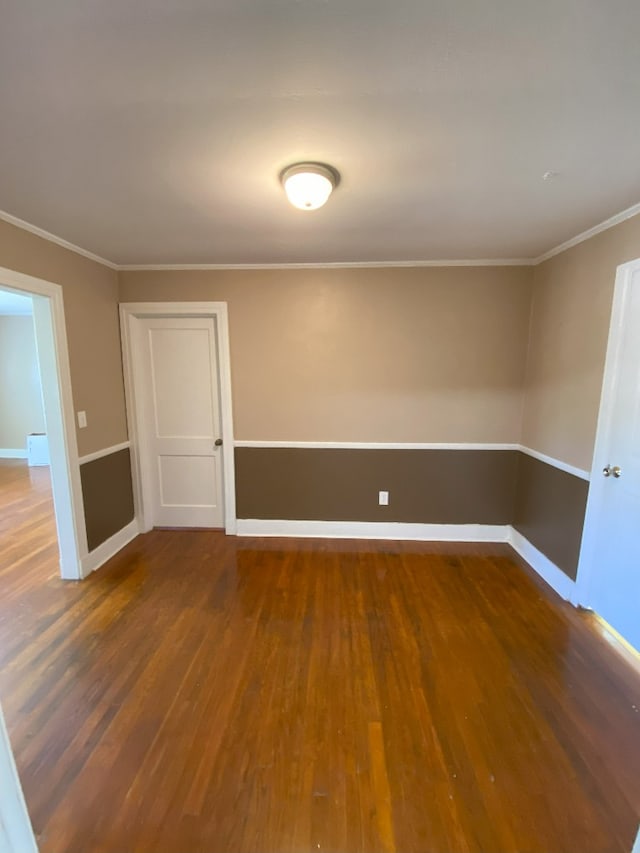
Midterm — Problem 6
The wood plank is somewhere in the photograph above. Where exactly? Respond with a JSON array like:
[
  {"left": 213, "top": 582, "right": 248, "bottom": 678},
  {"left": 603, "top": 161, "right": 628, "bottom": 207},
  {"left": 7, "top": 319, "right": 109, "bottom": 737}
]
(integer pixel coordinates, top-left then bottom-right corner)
[{"left": 0, "top": 460, "right": 639, "bottom": 852}]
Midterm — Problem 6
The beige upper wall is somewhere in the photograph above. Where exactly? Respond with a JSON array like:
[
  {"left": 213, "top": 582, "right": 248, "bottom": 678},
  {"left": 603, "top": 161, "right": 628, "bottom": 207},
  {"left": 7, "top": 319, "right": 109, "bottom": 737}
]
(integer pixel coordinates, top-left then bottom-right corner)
[
  {"left": 3, "top": 200, "right": 634, "bottom": 463},
  {"left": 0, "top": 315, "right": 45, "bottom": 449},
  {"left": 120, "top": 266, "right": 533, "bottom": 443},
  {"left": 522, "top": 213, "right": 640, "bottom": 471},
  {"left": 0, "top": 220, "right": 127, "bottom": 456}
]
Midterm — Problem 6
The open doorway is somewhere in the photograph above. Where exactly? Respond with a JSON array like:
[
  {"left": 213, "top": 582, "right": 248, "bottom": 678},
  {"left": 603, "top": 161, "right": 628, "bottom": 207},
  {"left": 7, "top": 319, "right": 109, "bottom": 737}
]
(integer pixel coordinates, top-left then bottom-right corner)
[
  {"left": 0, "top": 288, "right": 59, "bottom": 590},
  {"left": 0, "top": 269, "right": 90, "bottom": 852},
  {"left": 0, "top": 268, "right": 86, "bottom": 581}
]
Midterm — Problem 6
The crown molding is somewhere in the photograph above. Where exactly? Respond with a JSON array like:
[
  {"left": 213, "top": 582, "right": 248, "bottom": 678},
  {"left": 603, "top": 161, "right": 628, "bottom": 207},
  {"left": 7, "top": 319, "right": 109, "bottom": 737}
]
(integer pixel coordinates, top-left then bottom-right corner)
[
  {"left": 2, "top": 200, "right": 639, "bottom": 273},
  {"left": 117, "top": 258, "right": 534, "bottom": 271},
  {"left": 0, "top": 209, "right": 118, "bottom": 270},
  {"left": 533, "top": 201, "right": 640, "bottom": 265}
]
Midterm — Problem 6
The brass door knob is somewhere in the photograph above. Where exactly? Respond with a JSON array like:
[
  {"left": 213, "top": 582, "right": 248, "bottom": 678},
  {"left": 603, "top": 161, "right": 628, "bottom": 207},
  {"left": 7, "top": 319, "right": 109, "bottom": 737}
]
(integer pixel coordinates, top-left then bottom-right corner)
[{"left": 603, "top": 464, "right": 622, "bottom": 478}]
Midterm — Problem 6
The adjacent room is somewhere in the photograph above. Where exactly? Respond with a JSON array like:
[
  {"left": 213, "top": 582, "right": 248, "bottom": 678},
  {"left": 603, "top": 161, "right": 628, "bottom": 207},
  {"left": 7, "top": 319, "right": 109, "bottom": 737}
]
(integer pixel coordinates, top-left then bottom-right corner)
[
  {"left": 0, "top": 288, "right": 58, "bottom": 597},
  {"left": 0, "top": 2, "right": 638, "bottom": 852}
]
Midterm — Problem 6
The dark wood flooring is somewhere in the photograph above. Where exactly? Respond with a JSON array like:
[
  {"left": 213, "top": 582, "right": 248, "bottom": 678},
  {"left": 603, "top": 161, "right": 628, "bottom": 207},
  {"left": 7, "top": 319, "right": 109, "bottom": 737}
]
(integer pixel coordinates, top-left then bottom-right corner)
[{"left": 0, "top": 460, "right": 639, "bottom": 853}]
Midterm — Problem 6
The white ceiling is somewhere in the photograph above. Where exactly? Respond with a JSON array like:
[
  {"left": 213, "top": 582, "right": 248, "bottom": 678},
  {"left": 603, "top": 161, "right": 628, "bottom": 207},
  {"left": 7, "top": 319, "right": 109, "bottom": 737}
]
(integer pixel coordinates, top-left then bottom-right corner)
[
  {"left": 0, "top": 289, "right": 33, "bottom": 315},
  {"left": 0, "top": 1, "right": 639, "bottom": 265}
]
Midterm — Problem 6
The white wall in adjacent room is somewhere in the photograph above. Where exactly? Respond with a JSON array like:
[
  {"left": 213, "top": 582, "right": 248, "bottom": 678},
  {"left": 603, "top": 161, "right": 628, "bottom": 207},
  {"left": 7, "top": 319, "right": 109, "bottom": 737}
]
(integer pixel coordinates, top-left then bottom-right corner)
[{"left": 0, "top": 312, "right": 45, "bottom": 452}]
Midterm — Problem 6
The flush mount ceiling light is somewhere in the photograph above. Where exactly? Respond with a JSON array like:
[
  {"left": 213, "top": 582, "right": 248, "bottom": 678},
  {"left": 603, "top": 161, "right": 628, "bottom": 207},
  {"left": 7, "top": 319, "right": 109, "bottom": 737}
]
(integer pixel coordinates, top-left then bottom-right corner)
[{"left": 280, "top": 162, "right": 339, "bottom": 211}]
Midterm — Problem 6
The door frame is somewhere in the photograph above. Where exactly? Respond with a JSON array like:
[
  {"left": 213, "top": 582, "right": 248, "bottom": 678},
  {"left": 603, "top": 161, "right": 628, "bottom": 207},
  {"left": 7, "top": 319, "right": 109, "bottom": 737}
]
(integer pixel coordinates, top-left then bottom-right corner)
[
  {"left": 0, "top": 702, "right": 38, "bottom": 852},
  {"left": 0, "top": 266, "right": 87, "bottom": 579},
  {"left": 576, "top": 256, "right": 640, "bottom": 607},
  {"left": 119, "top": 302, "right": 237, "bottom": 535}
]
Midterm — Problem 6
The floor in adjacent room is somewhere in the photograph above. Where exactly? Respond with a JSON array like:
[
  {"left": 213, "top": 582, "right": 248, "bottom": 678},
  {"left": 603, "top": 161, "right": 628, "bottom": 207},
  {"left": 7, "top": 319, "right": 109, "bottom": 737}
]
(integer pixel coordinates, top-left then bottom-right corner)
[{"left": 0, "top": 460, "right": 639, "bottom": 853}]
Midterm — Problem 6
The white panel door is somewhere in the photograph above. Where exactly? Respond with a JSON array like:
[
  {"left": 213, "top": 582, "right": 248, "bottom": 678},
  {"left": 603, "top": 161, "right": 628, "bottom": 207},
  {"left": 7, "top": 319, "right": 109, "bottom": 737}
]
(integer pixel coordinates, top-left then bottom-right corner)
[
  {"left": 136, "top": 317, "right": 224, "bottom": 528},
  {"left": 585, "top": 265, "right": 640, "bottom": 651}
]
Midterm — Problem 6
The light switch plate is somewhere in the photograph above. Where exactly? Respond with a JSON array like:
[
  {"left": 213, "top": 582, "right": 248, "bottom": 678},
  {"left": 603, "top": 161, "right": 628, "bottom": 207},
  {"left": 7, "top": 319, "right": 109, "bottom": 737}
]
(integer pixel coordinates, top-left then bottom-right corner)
[
  {"left": 77, "top": 411, "right": 87, "bottom": 429},
  {"left": 378, "top": 490, "right": 389, "bottom": 506}
]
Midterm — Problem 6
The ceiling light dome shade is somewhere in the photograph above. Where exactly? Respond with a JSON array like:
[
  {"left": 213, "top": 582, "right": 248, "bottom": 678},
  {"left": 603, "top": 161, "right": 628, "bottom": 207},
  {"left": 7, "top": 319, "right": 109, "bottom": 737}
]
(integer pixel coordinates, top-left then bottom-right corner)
[{"left": 281, "top": 163, "right": 338, "bottom": 210}]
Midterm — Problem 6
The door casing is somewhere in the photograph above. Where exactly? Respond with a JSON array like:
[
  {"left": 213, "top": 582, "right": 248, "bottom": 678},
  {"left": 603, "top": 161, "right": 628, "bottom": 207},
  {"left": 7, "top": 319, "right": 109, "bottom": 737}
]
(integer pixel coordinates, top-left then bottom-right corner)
[
  {"left": 0, "top": 266, "right": 87, "bottom": 579},
  {"left": 120, "top": 302, "right": 237, "bottom": 534}
]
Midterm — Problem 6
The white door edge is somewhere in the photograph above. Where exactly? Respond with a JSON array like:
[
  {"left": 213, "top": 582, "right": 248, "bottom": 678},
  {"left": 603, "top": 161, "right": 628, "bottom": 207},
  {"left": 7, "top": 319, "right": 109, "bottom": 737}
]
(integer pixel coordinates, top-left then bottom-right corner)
[
  {"left": 119, "top": 302, "right": 237, "bottom": 535},
  {"left": 575, "top": 257, "right": 640, "bottom": 607},
  {"left": 0, "top": 704, "right": 38, "bottom": 853},
  {"left": 0, "top": 267, "right": 86, "bottom": 579}
]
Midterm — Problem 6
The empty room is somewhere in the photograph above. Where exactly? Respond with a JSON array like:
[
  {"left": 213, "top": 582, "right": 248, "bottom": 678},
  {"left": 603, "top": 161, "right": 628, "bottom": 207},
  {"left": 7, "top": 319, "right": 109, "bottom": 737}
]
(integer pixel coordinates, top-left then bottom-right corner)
[{"left": 0, "top": 2, "right": 639, "bottom": 852}]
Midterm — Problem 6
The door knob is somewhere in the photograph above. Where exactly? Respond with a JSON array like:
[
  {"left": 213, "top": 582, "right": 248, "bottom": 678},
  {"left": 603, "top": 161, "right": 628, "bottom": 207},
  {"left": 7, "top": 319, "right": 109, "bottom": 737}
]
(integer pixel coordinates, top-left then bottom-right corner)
[
  {"left": 603, "top": 464, "right": 622, "bottom": 478},
  {"left": 214, "top": 438, "right": 223, "bottom": 447}
]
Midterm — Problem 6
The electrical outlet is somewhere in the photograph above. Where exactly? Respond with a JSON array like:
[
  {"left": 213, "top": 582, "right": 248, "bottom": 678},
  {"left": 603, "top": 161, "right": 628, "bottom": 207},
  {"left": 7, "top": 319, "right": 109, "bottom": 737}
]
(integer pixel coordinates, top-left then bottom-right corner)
[
  {"left": 378, "top": 490, "right": 389, "bottom": 506},
  {"left": 77, "top": 410, "right": 87, "bottom": 429}
]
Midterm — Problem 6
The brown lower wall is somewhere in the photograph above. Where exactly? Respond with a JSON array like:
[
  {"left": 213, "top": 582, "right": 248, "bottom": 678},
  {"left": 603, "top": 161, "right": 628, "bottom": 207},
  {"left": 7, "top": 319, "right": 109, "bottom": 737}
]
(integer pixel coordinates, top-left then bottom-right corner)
[
  {"left": 77, "top": 445, "right": 588, "bottom": 578},
  {"left": 80, "top": 448, "right": 135, "bottom": 551},
  {"left": 235, "top": 446, "right": 590, "bottom": 580},
  {"left": 513, "top": 453, "right": 589, "bottom": 581},
  {"left": 235, "top": 448, "right": 519, "bottom": 525}
]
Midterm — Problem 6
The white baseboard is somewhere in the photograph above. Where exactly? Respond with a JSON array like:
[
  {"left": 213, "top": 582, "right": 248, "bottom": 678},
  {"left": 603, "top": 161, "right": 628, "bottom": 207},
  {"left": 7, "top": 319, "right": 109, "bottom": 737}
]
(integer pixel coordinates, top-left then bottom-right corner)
[
  {"left": 236, "top": 519, "right": 510, "bottom": 542},
  {"left": 80, "top": 519, "right": 140, "bottom": 578},
  {"left": 0, "top": 449, "right": 27, "bottom": 459},
  {"left": 507, "top": 528, "right": 578, "bottom": 602}
]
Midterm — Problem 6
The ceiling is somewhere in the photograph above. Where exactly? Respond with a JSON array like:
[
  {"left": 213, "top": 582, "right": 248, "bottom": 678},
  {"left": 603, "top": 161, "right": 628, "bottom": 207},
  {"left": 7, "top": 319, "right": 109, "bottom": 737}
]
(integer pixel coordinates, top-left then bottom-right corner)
[{"left": 1, "top": 1, "right": 639, "bottom": 266}]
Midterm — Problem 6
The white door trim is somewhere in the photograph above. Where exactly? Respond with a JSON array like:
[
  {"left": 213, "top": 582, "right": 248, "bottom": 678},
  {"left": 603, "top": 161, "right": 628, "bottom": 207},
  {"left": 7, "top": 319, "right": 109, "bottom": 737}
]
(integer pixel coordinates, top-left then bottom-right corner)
[
  {"left": 576, "top": 257, "right": 640, "bottom": 606},
  {"left": 119, "top": 302, "right": 237, "bottom": 535},
  {"left": 0, "top": 703, "right": 38, "bottom": 853},
  {"left": 0, "top": 267, "right": 86, "bottom": 579}
]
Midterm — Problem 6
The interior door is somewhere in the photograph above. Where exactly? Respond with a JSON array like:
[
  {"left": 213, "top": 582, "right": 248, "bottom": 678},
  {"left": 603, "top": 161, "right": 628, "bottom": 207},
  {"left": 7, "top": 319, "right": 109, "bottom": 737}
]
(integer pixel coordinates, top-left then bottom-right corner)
[
  {"left": 135, "top": 316, "right": 224, "bottom": 528},
  {"left": 585, "top": 265, "right": 640, "bottom": 651}
]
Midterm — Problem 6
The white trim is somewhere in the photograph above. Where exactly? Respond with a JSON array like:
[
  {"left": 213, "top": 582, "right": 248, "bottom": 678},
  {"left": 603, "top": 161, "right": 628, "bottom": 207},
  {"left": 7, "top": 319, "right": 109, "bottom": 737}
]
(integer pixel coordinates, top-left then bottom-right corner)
[
  {"left": 0, "top": 704, "right": 38, "bottom": 853},
  {"left": 0, "top": 268, "right": 87, "bottom": 580},
  {"left": 575, "top": 257, "right": 640, "bottom": 608},
  {"left": 118, "top": 259, "right": 534, "bottom": 271},
  {"left": 534, "top": 201, "right": 640, "bottom": 265},
  {"left": 237, "top": 519, "right": 509, "bottom": 542},
  {"left": 78, "top": 441, "right": 130, "bottom": 466},
  {"left": 234, "top": 440, "right": 520, "bottom": 450},
  {"left": 119, "top": 302, "right": 237, "bottom": 536},
  {"left": 518, "top": 445, "right": 590, "bottom": 481},
  {"left": 508, "top": 528, "right": 578, "bottom": 603},
  {"left": 3, "top": 198, "right": 640, "bottom": 273},
  {"left": 0, "top": 449, "right": 27, "bottom": 459},
  {"left": 120, "top": 310, "right": 147, "bottom": 531},
  {"left": 118, "top": 200, "right": 636, "bottom": 270},
  {"left": 0, "top": 209, "right": 117, "bottom": 270},
  {"left": 589, "top": 611, "right": 640, "bottom": 673},
  {"left": 81, "top": 519, "right": 140, "bottom": 577}
]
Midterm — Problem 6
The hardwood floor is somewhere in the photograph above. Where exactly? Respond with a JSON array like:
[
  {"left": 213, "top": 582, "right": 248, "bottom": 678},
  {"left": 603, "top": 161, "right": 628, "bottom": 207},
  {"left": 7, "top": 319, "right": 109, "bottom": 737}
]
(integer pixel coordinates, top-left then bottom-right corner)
[{"left": 0, "top": 460, "right": 639, "bottom": 853}]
